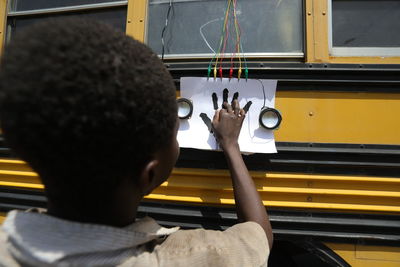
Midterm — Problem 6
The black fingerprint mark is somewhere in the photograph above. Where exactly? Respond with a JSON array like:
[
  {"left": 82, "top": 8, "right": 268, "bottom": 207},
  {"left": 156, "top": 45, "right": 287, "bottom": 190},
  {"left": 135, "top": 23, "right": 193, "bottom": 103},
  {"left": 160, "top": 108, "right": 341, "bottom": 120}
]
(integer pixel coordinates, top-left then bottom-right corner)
[
  {"left": 212, "top": 93, "right": 218, "bottom": 110},
  {"left": 199, "top": 113, "right": 213, "bottom": 133},
  {"left": 243, "top": 101, "right": 252, "bottom": 113},
  {"left": 222, "top": 88, "right": 229, "bottom": 108}
]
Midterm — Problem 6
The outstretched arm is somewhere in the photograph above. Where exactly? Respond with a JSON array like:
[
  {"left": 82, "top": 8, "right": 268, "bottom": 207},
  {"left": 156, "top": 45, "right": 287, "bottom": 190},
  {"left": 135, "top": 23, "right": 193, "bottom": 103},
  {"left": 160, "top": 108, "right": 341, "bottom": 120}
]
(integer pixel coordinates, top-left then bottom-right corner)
[{"left": 212, "top": 100, "right": 273, "bottom": 249}]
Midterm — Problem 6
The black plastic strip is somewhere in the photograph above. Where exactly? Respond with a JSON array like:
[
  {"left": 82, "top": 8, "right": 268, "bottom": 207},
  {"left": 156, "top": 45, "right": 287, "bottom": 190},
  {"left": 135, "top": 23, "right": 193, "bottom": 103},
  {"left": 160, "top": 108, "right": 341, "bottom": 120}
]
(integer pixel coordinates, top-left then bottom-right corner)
[{"left": 0, "top": 187, "right": 399, "bottom": 246}]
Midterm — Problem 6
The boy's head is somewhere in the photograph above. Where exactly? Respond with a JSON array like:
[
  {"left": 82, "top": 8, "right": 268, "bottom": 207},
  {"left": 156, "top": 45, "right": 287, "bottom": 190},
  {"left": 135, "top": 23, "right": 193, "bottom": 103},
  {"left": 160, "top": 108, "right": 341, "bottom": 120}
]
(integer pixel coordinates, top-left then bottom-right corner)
[{"left": 0, "top": 19, "right": 179, "bottom": 211}]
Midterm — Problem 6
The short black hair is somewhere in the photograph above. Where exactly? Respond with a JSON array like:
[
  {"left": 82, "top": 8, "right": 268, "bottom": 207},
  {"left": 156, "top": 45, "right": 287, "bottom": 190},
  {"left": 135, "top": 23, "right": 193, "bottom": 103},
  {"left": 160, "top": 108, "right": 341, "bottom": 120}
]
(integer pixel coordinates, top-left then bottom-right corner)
[{"left": 0, "top": 18, "right": 177, "bottom": 208}]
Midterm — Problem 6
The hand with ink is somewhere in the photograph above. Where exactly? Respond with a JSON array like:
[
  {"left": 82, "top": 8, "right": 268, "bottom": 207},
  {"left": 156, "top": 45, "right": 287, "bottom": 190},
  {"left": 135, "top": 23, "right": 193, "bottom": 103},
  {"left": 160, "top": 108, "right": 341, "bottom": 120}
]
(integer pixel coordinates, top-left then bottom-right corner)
[
  {"left": 212, "top": 96, "right": 246, "bottom": 151},
  {"left": 200, "top": 89, "right": 252, "bottom": 147},
  {"left": 209, "top": 89, "right": 274, "bottom": 248},
  {"left": 211, "top": 89, "right": 252, "bottom": 150}
]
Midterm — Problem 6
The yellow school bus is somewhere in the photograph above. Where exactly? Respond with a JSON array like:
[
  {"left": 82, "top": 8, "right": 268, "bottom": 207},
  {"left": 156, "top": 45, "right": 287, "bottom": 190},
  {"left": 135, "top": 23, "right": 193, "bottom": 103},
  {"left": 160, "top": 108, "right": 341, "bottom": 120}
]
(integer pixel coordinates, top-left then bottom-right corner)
[{"left": 0, "top": 0, "right": 399, "bottom": 266}]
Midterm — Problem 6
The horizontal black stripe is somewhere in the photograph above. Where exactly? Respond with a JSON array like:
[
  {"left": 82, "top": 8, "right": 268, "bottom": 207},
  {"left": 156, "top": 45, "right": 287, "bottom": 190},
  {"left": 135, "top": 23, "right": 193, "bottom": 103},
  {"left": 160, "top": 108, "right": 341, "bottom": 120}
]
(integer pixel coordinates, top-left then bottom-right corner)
[
  {"left": 1, "top": 137, "right": 400, "bottom": 177},
  {"left": 176, "top": 146, "right": 400, "bottom": 178},
  {"left": 0, "top": 187, "right": 399, "bottom": 246},
  {"left": 168, "top": 63, "right": 400, "bottom": 92}
]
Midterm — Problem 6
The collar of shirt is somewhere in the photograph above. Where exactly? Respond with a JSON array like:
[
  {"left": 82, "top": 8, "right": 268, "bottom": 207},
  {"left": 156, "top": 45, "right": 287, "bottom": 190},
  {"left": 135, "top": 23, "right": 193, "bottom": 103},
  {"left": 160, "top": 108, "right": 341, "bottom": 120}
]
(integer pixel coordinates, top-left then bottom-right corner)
[{"left": 2, "top": 210, "right": 179, "bottom": 264}]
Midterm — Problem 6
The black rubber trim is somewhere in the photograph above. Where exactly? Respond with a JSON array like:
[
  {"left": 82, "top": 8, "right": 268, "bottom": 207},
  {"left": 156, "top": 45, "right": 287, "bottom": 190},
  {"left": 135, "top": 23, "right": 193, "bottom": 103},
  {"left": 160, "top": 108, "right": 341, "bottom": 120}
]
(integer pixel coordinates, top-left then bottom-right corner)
[
  {"left": 167, "top": 63, "right": 400, "bottom": 92},
  {"left": 1, "top": 136, "right": 400, "bottom": 177},
  {"left": 276, "top": 142, "right": 400, "bottom": 155},
  {"left": 0, "top": 187, "right": 399, "bottom": 246},
  {"left": 176, "top": 146, "right": 400, "bottom": 177}
]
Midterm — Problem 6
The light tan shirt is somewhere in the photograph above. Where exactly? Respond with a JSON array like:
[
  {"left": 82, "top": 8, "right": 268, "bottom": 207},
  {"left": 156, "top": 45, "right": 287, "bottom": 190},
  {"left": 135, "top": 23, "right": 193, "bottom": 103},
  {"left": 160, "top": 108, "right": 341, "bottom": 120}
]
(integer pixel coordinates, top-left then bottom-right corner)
[{"left": 0, "top": 210, "right": 269, "bottom": 266}]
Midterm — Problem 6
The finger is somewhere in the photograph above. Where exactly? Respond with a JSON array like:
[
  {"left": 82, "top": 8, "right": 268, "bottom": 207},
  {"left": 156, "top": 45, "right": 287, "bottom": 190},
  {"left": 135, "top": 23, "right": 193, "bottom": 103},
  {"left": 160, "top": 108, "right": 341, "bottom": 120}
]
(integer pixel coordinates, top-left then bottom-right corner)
[
  {"left": 225, "top": 102, "right": 233, "bottom": 113},
  {"left": 231, "top": 92, "right": 239, "bottom": 106},
  {"left": 212, "top": 93, "right": 218, "bottom": 110},
  {"left": 212, "top": 110, "right": 221, "bottom": 134},
  {"left": 213, "top": 109, "right": 220, "bottom": 122},
  {"left": 233, "top": 99, "right": 240, "bottom": 116},
  {"left": 243, "top": 101, "right": 253, "bottom": 113},
  {"left": 222, "top": 88, "right": 229, "bottom": 108},
  {"left": 239, "top": 109, "right": 246, "bottom": 121}
]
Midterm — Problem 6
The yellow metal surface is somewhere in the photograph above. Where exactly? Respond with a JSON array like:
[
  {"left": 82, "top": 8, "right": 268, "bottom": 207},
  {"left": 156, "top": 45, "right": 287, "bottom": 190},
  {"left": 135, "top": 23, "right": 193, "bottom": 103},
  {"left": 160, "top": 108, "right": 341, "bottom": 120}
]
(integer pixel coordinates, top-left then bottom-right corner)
[
  {"left": 126, "top": 0, "right": 147, "bottom": 42},
  {"left": 0, "top": 159, "right": 399, "bottom": 214},
  {"left": 0, "top": 212, "right": 5, "bottom": 224},
  {"left": 311, "top": 0, "right": 329, "bottom": 63},
  {"left": 326, "top": 243, "right": 400, "bottom": 267},
  {"left": 305, "top": 0, "right": 315, "bottom": 62},
  {"left": 275, "top": 91, "right": 400, "bottom": 144},
  {"left": 0, "top": 0, "right": 7, "bottom": 57},
  {"left": 181, "top": 91, "right": 400, "bottom": 145}
]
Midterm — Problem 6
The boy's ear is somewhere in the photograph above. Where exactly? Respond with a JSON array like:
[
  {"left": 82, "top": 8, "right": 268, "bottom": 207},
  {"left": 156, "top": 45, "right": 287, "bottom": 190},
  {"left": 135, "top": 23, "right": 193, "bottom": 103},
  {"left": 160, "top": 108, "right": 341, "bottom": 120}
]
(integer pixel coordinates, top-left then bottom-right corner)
[{"left": 138, "top": 159, "right": 159, "bottom": 196}]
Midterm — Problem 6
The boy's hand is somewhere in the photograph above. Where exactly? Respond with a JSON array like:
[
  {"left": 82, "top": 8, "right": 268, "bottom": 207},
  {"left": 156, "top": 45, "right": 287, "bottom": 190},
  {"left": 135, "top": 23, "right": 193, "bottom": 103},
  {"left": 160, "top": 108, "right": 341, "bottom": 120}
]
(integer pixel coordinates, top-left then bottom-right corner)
[
  {"left": 212, "top": 100, "right": 246, "bottom": 150},
  {"left": 211, "top": 93, "right": 273, "bottom": 248}
]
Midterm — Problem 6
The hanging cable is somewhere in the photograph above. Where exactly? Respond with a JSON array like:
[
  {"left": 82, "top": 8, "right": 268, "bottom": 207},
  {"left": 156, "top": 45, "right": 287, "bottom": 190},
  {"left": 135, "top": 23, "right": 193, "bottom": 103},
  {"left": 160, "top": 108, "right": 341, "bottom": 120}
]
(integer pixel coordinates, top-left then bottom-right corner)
[
  {"left": 161, "top": 0, "right": 173, "bottom": 61},
  {"left": 237, "top": 21, "right": 249, "bottom": 80},
  {"left": 233, "top": 0, "right": 248, "bottom": 80},
  {"left": 229, "top": 17, "right": 236, "bottom": 79},
  {"left": 232, "top": 0, "right": 247, "bottom": 80},
  {"left": 219, "top": 5, "right": 231, "bottom": 78},
  {"left": 207, "top": 0, "right": 248, "bottom": 80},
  {"left": 210, "top": 0, "right": 232, "bottom": 79}
]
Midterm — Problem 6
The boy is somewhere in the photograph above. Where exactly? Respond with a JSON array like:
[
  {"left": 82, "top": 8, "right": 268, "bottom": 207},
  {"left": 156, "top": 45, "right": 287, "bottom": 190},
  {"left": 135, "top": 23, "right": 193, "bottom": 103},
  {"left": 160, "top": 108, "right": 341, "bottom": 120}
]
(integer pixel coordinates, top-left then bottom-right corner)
[{"left": 0, "top": 18, "right": 272, "bottom": 266}]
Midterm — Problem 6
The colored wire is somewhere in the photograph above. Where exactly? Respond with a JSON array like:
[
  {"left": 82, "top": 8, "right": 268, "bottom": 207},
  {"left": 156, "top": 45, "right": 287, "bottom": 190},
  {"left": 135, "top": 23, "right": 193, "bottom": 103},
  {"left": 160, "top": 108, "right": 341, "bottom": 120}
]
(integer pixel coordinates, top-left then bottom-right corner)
[
  {"left": 232, "top": 0, "right": 241, "bottom": 76},
  {"left": 209, "top": 3, "right": 230, "bottom": 75},
  {"left": 213, "top": 0, "right": 232, "bottom": 77},
  {"left": 237, "top": 21, "right": 249, "bottom": 79},
  {"left": 161, "top": 0, "right": 173, "bottom": 61},
  {"left": 229, "top": 1, "right": 236, "bottom": 77},
  {"left": 219, "top": 10, "right": 230, "bottom": 75},
  {"left": 207, "top": 1, "right": 231, "bottom": 78},
  {"left": 206, "top": 0, "right": 248, "bottom": 79},
  {"left": 231, "top": 0, "right": 248, "bottom": 79}
]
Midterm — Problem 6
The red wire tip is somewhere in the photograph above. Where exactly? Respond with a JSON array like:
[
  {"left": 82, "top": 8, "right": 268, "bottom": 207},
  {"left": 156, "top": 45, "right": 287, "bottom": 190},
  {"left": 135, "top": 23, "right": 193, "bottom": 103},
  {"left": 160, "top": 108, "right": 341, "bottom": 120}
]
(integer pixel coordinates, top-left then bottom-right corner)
[
  {"left": 219, "top": 67, "right": 223, "bottom": 79},
  {"left": 229, "top": 68, "right": 233, "bottom": 79}
]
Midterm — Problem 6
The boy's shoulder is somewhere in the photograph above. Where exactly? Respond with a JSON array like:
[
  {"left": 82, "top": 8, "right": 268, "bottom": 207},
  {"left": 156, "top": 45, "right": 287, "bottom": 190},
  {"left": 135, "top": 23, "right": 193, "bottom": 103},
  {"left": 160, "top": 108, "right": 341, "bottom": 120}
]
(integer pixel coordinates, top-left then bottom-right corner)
[
  {"left": 121, "top": 221, "right": 269, "bottom": 267},
  {"left": 0, "top": 228, "right": 21, "bottom": 267},
  {"left": 0, "top": 210, "right": 268, "bottom": 267}
]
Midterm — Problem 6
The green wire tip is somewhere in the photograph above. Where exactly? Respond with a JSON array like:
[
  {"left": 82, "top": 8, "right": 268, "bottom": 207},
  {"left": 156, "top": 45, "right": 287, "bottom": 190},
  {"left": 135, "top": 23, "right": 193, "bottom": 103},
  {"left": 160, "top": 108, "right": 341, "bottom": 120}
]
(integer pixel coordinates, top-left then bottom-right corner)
[
  {"left": 207, "top": 66, "right": 212, "bottom": 77},
  {"left": 245, "top": 68, "right": 249, "bottom": 79}
]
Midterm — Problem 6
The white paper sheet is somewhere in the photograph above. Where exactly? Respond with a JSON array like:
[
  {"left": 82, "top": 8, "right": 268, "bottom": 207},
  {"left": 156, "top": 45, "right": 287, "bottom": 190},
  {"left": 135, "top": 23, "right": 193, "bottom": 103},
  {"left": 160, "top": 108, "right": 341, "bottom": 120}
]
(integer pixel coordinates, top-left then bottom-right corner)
[{"left": 178, "top": 77, "right": 277, "bottom": 154}]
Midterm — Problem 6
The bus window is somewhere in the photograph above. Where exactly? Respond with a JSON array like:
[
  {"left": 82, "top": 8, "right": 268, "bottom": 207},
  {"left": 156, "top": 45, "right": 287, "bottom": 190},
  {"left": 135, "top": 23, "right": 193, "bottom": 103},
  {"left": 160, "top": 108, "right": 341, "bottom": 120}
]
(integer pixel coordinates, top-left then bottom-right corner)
[
  {"left": 146, "top": 0, "right": 304, "bottom": 59},
  {"left": 329, "top": 0, "right": 400, "bottom": 57},
  {"left": 6, "top": 0, "right": 128, "bottom": 42}
]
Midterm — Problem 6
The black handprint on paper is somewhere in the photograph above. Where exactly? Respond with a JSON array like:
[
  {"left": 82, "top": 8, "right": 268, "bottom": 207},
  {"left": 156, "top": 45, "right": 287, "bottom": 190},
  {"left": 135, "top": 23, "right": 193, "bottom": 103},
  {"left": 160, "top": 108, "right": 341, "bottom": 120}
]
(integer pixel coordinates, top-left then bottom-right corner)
[{"left": 200, "top": 90, "right": 252, "bottom": 133}]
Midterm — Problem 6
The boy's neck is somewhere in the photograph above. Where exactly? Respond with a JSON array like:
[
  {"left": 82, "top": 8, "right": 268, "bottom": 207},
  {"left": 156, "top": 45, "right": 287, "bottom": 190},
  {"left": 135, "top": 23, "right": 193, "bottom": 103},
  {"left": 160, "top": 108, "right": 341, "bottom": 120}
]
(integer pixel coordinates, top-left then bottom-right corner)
[
  {"left": 47, "top": 202, "right": 139, "bottom": 227},
  {"left": 46, "top": 179, "right": 142, "bottom": 227}
]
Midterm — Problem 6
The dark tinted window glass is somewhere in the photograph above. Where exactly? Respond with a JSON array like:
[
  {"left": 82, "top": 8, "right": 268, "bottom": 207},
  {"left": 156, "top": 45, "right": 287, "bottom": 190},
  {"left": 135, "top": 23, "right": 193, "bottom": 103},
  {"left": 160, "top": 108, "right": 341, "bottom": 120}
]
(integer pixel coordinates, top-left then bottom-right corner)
[
  {"left": 10, "top": 0, "right": 125, "bottom": 12},
  {"left": 7, "top": 7, "right": 127, "bottom": 40},
  {"left": 332, "top": 0, "right": 400, "bottom": 47},
  {"left": 147, "top": 0, "right": 303, "bottom": 56}
]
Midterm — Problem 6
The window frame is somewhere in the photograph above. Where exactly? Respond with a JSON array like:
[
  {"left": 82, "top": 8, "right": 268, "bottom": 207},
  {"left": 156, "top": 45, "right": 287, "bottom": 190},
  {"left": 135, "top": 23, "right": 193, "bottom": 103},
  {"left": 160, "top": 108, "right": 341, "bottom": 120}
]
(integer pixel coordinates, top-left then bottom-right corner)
[
  {"left": 1, "top": 0, "right": 400, "bottom": 65},
  {"left": 7, "top": 0, "right": 128, "bottom": 15},
  {"left": 142, "top": 0, "right": 306, "bottom": 60},
  {"left": 308, "top": 0, "right": 400, "bottom": 64},
  {"left": 5, "top": 0, "right": 128, "bottom": 44},
  {"left": 327, "top": 0, "right": 400, "bottom": 58}
]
